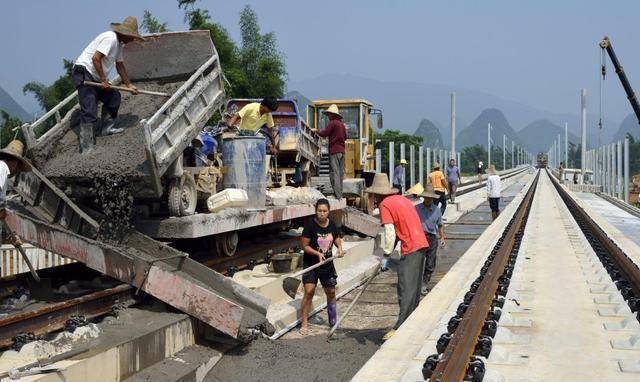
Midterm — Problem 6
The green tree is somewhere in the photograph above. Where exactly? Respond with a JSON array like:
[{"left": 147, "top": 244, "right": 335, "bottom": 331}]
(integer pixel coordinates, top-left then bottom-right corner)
[
  {"left": 141, "top": 10, "right": 169, "bottom": 33},
  {"left": 375, "top": 130, "right": 423, "bottom": 182},
  {"left": 178, "top": 1, "right": 286, "bottom": 98},
  {"left": 0, "top": 110, "right": 23, "bottom": 147}
]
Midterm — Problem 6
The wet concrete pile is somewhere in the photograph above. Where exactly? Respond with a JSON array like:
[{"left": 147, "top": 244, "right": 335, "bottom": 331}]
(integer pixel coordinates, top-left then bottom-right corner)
[{"left": 31, "top": 80, "right": 185, "bottom": 181}]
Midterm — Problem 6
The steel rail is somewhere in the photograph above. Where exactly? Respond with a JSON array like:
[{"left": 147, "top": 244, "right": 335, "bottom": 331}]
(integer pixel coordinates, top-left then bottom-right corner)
[
  {"left": 548, "top": 170, "right": 640, "bottom": 301},
  {"left": 0, "top": 284, "right": 137, "bottom": 349},
  {"left": 429, "top": 171, "right": 540, "bottom": 382}
]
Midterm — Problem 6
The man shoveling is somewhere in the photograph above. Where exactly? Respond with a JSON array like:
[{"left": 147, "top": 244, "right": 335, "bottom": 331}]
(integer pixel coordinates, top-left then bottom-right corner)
[{"left": 72, "top": 16, "right": 144, "bottom": 154}]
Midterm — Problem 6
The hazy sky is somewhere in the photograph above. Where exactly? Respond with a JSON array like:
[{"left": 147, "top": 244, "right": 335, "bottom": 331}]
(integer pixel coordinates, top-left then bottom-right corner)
[{"left": 1, "top": 0, "right": 638, "bottom": 124}]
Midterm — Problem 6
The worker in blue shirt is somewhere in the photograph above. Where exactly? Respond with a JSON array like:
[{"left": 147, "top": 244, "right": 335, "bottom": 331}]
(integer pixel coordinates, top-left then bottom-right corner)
[{"left": 413, "top": 183, "right": 446, "bottom": 295}]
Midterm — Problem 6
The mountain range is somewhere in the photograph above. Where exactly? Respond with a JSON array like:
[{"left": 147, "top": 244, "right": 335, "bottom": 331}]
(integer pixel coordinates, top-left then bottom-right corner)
[
  {"left": 288, "top": 73, "right": 620, "bottom": 148},
  {"left": 0, "top": 85, "right": 31, "bottom": 121},
  {"left": 613, "top": 113, "right": 640, "bottom": 141}
]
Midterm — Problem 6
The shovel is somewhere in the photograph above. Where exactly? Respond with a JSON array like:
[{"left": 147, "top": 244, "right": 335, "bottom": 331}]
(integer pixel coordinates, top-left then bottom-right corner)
[
  {"left": 2, "top": 221, "right": 40, "bottom": 282},
  {"left": 282, "top": 257, "right": 337, "bottom": 299},
  {"left": 83, "top": 81, "right": 172, "bottom": 97}
]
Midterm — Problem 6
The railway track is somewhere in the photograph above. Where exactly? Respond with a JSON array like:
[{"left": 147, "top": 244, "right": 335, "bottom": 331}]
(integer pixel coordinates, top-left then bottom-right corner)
[{"left": 416, "top": 169, "right": 640, "bottom": 381}]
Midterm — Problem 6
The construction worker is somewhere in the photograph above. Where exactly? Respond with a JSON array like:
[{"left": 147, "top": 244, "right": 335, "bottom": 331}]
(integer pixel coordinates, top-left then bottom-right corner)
[
  {"left": 73, "top": 16, "right": 144, "bottom": 154},
  {"left": 476, "top": 161, "right": 484, "bottom": 183},
  {"left": 0, "top": 140, "right": 32, "bottom": 245},
  {"left": 367, "top": 173, "right": 428, "bottom": 341},
  {"left": 487, "top": 165, "right": 502, "bottom": 220},
  {"left": 559, "top": 161, "right": 565, "bottom": 184},
  {"left": 411, "top": 183, "right": 446, "bottom": 295},
  {"left": 311, "top": 104, "right": 346, "bottom": 199},
  {"left": 428, "top": 162, "right": 448, "bottom": 215},
  {"left": 299, "top": 198, "right": 345, "bottom": 335},
  {"left": 446, "top": 158, "right": 461, "bottom": 202},
  {"left": 226, "top": 98, "right": 279, "bottom": 155},
  {"left": 393, "top": 159, "right": 407, "bottom": 194}
]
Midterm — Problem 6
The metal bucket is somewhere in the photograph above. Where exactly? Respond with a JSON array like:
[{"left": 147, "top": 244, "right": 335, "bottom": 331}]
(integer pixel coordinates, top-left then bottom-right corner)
[{"left": 222, "top": 136, "right": 266, "bottom": 210}]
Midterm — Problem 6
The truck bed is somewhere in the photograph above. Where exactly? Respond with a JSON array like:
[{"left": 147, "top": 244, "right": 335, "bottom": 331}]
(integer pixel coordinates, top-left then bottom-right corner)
[{"left": 32, "top": 79, "right": 185, "bottom": 184}]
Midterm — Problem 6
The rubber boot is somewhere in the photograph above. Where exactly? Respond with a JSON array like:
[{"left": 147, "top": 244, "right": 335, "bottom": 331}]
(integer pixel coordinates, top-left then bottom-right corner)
[
  {"left": 79, "top": 122, "right": 95, "bottom": 154},
  {"left": 327, "top": 300, "right": 337, "bottom": 327},
  {"left": 100, "top": 112, "right": 123, "bottom": 136}
]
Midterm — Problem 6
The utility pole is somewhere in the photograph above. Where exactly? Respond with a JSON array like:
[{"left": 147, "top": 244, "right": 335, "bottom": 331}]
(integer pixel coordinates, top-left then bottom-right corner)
[
  {"left": 503, "top": 135, "right": 506, "bottom": 171},
  {"left": 580, "top": 88, "right": 587, "bottom": 183},
  {"left": 624, "top": 137, "right": 630, "bottom": 203},
  {"left": 564, "top": 122, "right": 568, "bottom": 169},
  {"left": 511, "top": 140, "right": 515, "bottom": 169},
  {"left": 487, "top": 123, "right": 491, "bottom": 167},
  {"left": 451, "top": 92, "right": 456, "bottom": 155}
]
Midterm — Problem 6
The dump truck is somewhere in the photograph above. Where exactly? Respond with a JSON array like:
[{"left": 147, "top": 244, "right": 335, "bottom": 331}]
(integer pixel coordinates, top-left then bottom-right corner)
[
  {"left": 9, "top": 31, "right": 275, "bottom": 340},
  {"left": 22, "top": 30, "right": 226, "bottom": 218},
  {"left": 224, "top": 99, "right": 321, "bottom": 187}
]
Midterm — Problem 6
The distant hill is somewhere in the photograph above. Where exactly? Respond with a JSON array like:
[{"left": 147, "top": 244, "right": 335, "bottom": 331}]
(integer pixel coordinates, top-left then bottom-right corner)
[
  {"left": 414, "top": 119, "right": 444, "bottom": 149},
  {"left": 457, "top": 108, "right": 523, "bottom": 150},
  {"left": 518, "top": 120, "right": 580, "bottom": 154},
  {"left": 613, "top": 113, "right": 640, "bottom": 141},
  {"left": 0, "top": 85, "right": 31, "bottom": 121},
  {"left": 287, "top": 74, "right": 619, "bottom": 147}
]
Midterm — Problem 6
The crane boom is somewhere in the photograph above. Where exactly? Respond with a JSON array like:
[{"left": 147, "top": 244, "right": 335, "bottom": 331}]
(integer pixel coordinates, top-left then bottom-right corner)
[{"left": 600, "top": 36, "right": 640, "bottom": 124}]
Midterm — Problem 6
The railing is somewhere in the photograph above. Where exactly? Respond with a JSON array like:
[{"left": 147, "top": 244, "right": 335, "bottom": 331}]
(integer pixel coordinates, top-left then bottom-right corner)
[{"left": 1, "top": 244, "right": 73, "bottom": 278}]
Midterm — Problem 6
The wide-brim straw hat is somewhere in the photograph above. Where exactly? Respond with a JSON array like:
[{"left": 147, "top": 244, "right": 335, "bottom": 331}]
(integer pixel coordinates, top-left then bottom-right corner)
[
  {"left": 488, "top": 164, "right": 498, "bottom": 175},
  {"left": 0, "top": 140, "right": 32, "bottom": 172},
  {"left": 111, "top": 16, "right": 144, "bottom": 41},
  {"left": 365, "top": 173, "right": 398, "bottom": 195},
  {"left": 323, "top": 104, "right": 342, "bottom": 118},
  {"left": 420, "top": 183, "right": 439, "bottom": 199}
]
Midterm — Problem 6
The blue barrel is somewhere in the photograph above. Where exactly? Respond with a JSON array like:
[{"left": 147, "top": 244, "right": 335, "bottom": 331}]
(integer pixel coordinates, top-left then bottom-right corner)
[{"left": 222, "top": 136, "right": 267, "bottom": 210}]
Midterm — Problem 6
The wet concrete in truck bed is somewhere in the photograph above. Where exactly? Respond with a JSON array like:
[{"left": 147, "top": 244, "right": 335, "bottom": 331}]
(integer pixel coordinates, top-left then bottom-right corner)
[
  {"left": 205, "top": 179, "right": 530, "bottom": 382},
  {"left": 32, "top": 80, "right": 185, "bottom": 180}
]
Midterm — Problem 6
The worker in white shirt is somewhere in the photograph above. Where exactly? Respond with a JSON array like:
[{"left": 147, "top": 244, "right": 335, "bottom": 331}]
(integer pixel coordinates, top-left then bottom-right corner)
[
  {"left": 72, "top": 16, "right": 144, "bottom": 153},
  {"left": 486, "top": 165, "right": 502, "bottom": 220}
]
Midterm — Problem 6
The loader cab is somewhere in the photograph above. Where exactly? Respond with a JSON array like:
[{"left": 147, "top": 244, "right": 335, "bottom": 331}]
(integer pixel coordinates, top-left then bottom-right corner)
[{"left": 307, "top": 99, "right": 383, "bottom": 178}]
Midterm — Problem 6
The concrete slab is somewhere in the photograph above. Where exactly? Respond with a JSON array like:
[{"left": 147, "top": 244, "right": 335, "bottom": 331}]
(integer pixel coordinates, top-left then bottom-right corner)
[{"left": 573, "top": 192, "right": 640, "bottom": 247}]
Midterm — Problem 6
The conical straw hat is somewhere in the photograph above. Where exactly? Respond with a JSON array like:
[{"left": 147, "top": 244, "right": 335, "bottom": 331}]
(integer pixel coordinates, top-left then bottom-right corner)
[
  {"left": 420, "top": 183, "right": 440, "bottom": 199},
  {"left": 365, "top": 173, "right": 398, "bottom": 195},
  {"left": 0, "top": 140, "right": 32, "bottom": 172},
  {"left": 406, "top": 182, "right": 424, "bottom": 196}
]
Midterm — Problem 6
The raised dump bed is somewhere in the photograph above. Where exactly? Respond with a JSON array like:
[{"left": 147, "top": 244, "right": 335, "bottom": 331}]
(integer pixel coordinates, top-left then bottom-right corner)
[{"left": 21, "top": 30, "right": 225, "bottom": 212}]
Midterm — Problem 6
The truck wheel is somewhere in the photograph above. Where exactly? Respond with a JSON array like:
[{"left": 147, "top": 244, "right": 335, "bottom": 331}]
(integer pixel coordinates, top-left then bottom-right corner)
[
  {"left": 168, "top": 173, "right": 197, "bottom": 217},
  {"left": 215, "top": 231, "right": 238, "bottom": 257}
]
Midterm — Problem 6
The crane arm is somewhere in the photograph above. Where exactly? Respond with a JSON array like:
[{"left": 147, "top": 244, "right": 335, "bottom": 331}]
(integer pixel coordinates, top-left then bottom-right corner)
[{"left": 600, "top": 36, "right": 640, "bottom": 124}]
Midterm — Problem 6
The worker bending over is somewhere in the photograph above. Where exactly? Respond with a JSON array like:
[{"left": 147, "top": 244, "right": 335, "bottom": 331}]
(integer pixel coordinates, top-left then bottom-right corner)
[
  {"left": 367, "top": 173, "right": 428, "bottom": 341},
  {"left": 73, "top": 16, "right": 143, "bottom": 154},
  {"left": 226, "top": 98, "right": 279, "bottom": 155},
  {"left": 312, "top": 104, "right": 346, "bottom": 199}
]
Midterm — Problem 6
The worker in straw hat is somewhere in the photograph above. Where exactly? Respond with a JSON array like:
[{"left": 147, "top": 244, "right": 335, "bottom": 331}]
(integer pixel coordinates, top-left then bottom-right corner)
[
  {"left": 393, "top": 159, "right": 408, "bottom": 194},
  {"left": 410, "top": 183, "right": 446, "bottom": 295},
  {"left": 486, "top": 164, "right": 502, "bottom": 220},
  {"left": 73, "top": 16, "right": 145, "bottom": 154},
  {"left": 311, "top": 104, "right": 346, "bottom": 199},
  {"left": 366, "top": 173, "right": 429, "bottom": 341},
  {"left": 428, "top": 162, "right": 448, "bottom": 215},
  {"left": 0, "top": 140, "right": 32, "bottom": 246}
]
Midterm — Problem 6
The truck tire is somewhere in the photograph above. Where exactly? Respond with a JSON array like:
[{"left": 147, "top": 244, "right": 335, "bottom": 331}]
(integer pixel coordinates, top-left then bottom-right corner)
[
  {"left": 215, "top": 231, "right": 238, "bottom": 257},
  {"left": 168, "top": 173, "right": 197, "bottom": 217}
]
